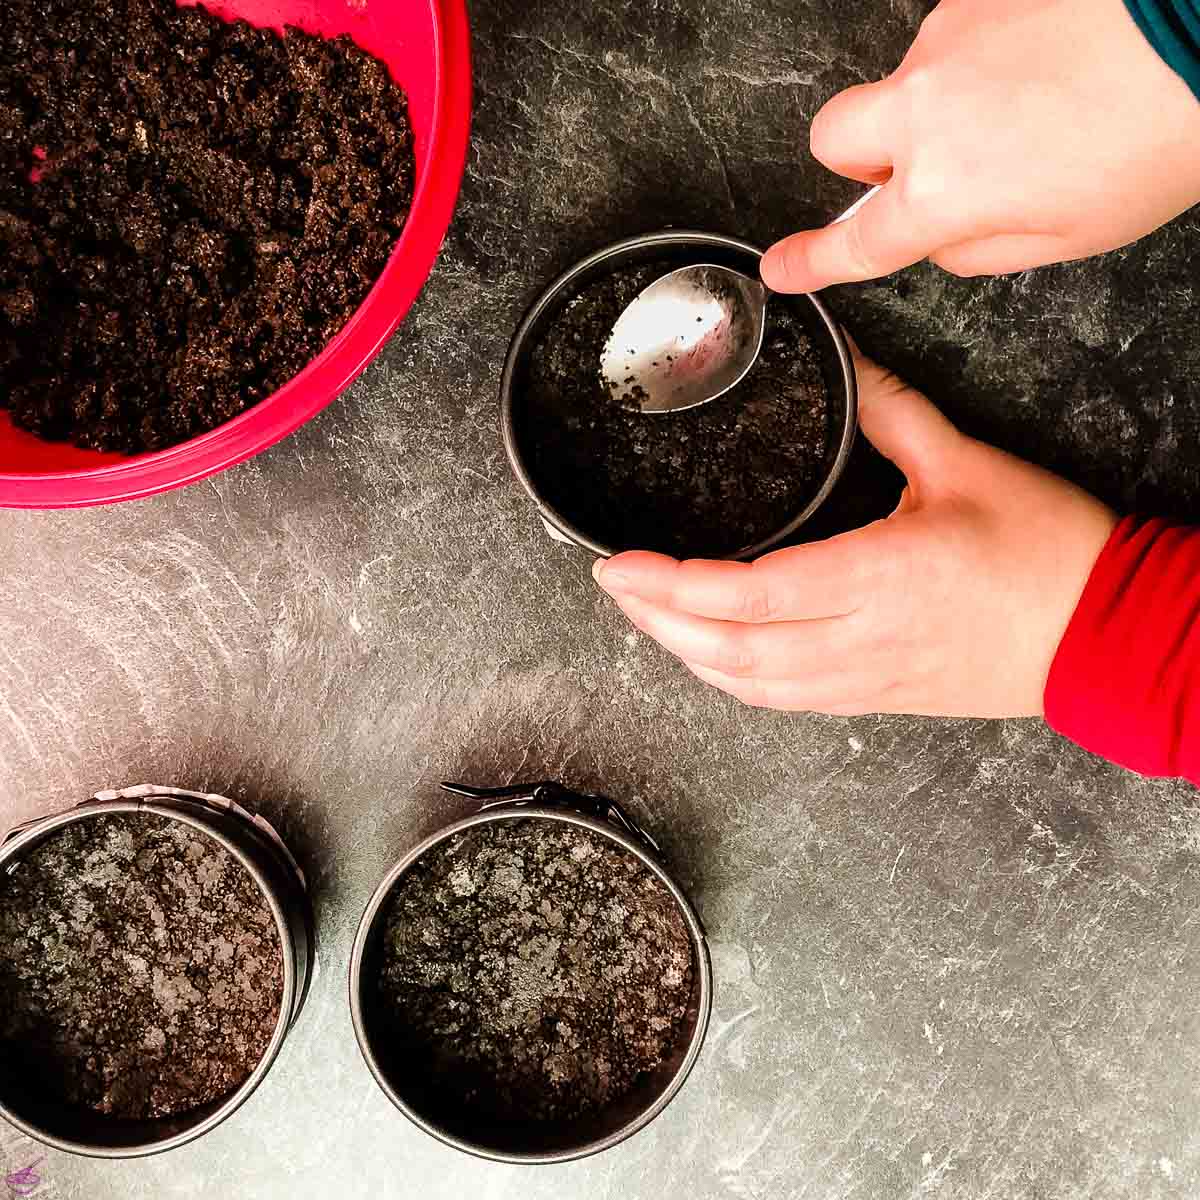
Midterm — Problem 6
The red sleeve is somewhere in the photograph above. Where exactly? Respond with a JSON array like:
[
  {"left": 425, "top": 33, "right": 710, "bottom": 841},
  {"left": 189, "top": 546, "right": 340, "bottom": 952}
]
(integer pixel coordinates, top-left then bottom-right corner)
[{"left": 1045, "top": 515, "right": 1200, "bottom": 784}]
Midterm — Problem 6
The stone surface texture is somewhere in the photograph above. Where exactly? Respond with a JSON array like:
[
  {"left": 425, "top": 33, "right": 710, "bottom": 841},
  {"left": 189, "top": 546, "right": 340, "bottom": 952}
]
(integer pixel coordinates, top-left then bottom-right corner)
[{"left": 4, "top": 0, "right": 1200, "bottom": 1197}]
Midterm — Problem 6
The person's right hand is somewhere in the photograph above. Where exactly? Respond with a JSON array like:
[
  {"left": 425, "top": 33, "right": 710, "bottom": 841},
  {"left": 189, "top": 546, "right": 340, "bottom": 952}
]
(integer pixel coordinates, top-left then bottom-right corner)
[{"left": 761, "top": 0, "right": 1200, "bottom": 292}]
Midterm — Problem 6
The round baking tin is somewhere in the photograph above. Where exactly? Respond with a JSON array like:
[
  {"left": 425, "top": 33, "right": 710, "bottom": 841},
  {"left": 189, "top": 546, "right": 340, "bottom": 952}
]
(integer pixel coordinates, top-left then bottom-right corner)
[
  {"left": 349, "top": 781, "right": 712, "bottom": 1164},
  {"left": 0, "top": 785, "right": 314, "bottom": 1158},
  {"left": 500, "top": 230, "right": 858, "bottom": 561}
]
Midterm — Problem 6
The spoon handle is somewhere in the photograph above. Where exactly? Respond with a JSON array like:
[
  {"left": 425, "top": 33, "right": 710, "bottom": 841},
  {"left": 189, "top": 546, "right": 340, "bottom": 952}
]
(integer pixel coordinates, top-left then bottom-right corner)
[{"left": 833, "top": 184, "right": 882, "bottom": 225}]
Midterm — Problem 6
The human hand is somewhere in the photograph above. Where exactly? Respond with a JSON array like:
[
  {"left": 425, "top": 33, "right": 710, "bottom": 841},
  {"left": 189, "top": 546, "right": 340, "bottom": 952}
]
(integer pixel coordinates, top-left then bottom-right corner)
[
  {"left": 592, "top": 352, "right": 1118, "bottom": 718},
  {"left": 761, "top": 0, "right": 1200, "bottom": 291}
]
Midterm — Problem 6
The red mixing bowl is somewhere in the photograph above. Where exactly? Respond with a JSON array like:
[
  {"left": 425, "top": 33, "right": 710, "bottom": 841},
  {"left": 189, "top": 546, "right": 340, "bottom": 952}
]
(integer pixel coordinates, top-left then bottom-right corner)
[{"left": 2, "top": 0, "right": 472, "bottom": 508}]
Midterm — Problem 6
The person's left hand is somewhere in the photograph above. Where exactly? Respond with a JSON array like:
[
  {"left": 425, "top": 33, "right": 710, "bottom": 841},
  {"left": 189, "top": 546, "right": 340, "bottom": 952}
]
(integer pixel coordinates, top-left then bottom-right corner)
[{"left": 593, "top": 351, "right": 1118, "bottom": 718}]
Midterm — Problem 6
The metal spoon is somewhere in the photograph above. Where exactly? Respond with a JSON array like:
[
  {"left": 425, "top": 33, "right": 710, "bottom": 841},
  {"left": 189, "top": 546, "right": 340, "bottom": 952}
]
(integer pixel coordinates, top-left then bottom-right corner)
[{"left": 600, "top": 187, "right": 880, "bottom": 414}]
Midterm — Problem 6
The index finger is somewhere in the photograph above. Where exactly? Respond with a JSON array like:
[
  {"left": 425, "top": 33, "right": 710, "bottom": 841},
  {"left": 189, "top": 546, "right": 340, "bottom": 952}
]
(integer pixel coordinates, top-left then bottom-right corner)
[{"left": 593, "top": 529, "right": 883, "bottom": 624}]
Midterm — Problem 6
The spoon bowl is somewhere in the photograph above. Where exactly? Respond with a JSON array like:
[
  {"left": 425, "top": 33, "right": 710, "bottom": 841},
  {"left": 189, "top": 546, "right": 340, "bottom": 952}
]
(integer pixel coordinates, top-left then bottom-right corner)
[{"left": 599, "top": 265, "right": 767, "bottom": 414}]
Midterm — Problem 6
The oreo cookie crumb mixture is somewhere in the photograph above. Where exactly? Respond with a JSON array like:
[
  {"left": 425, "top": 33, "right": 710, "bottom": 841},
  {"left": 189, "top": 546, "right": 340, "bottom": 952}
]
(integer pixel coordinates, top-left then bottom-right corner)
[
  {"left": 0, "top": 814, "right": 284, "bottom": 1120},
  {"left": 519, "top": 260, "right": 832, "bottom": 558},
  {"left": 1, "top": 0, "right": 414, "bottom": 452},
  {"left": 377, "top": 820, "right": 695, "bottom": 1125}
]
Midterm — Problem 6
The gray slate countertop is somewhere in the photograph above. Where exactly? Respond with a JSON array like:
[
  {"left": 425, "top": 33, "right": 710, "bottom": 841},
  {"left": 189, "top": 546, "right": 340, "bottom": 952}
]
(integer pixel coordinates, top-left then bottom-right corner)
[{"left": 4, "top": 2, "right": 1200, "bottom": 1197}]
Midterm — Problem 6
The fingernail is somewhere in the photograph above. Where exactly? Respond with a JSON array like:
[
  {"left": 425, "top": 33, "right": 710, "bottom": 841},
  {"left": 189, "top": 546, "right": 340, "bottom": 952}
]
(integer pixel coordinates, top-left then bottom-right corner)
[
  {"left": 592, "top": 558, "right": 633, "bottom": 592},
  {"left": 597, "top": 567, "right": 633, "bottom": 593}
]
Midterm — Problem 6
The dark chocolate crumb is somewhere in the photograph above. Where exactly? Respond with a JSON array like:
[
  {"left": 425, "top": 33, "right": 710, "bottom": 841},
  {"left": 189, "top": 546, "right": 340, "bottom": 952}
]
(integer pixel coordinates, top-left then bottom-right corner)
[
  {"left": 518, "top": 260, "right": 832, "bottom": 559},
  {"left": 0, "top": 0, "right": 414, "bottom": 453},
  {"left": 376, "top": 819, "right": 695, "bottom": 1126},
  {"left": 0, "top": 813, "right": 284, "bottom": 1121}
]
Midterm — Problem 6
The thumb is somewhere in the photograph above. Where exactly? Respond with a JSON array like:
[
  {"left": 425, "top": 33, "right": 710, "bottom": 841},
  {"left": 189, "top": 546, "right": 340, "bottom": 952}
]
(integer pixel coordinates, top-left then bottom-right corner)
[
  {"left": 761, "top": 183, "right": 934, "bottom": 293},
  {"left": 851, "top": 346, "right": 963, "bottom": 487}
]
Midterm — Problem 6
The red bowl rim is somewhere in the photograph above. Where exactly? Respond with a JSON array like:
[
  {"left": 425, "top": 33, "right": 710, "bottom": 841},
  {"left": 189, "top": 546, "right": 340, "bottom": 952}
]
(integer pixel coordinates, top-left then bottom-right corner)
[{"left": 2, "top": 0, "right": 473, "bottom": 509}]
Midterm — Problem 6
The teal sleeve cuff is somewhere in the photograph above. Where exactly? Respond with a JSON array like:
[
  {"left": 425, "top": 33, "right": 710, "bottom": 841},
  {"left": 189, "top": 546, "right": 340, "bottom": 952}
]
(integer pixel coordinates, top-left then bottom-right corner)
[{"left": 1125, "top": 0, "right": 1200, "bottom": 102}]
